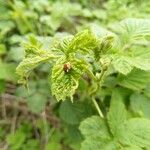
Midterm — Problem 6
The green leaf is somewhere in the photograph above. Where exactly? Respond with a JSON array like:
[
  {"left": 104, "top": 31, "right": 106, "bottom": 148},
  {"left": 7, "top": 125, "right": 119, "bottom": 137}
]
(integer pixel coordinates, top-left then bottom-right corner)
[
  {"left": 0, "top": 63, "right": 17, "bottom": 82},
  {"left": 16, "top": 35, "right": 56, "bottom": 84},
  {"left": 51, "top": 57, "right": 87, "bottom": 101},
  {"left": 7, "top": 130, "right": 26, "bottom": 150},
  {"left": 131, "top": 47, "right": 150, "bottom": 71},
  {"left": 120, "top": 118, "right": 150, "bottom": 149},
  {"left": 45, "top": 131, "right": 61, "bottom": 150},
  {"left": 0, "top": 80, "right": 5, "bottom": 93},
  {"left": 67, "top": 29, "right": 99, "bottom": 54},
  {"left": 112, "top": 47, "right": 150, "bottom": 74},
  {"left": 112, "top": 56, "right": 133, "bottom": 75},
  {"left": 120, "top": 146, "right": 142, "bottom": 150},
  {"left": 80, "top": 137, "right": 116, "bottom": 150},
  {"left": 130, "top": 93, "right": 150, "bottom": 118},
  {"left": 59, "top": 100, "right": 93, "bottom": 125},
  {"left": 80, "top": 116, "right": 110, "bottom": 138},
  {"left": 22, "top": 139, "right": 40, "bottom": 150},
  {"left": 116, "top": 18, "right": 150, "bottom": 46},
  {"left": 27, "top": 93, "right": 47, "bottom": 113},
  {"left": 107, "top": 89, "right": 127, "bottom": 137},
  {"left": 119, "top": 69, "right": 150, "bottom": 91},
  {"left": 143, "top": 85, "right": 150, "bottom": 98},
  {"left": 79, "top": 116, "right": 115, "bottom": 150},
  {"left": 16, "top": 54, "right": 54, "bottom": 84},
  {"left": 0, "top": 44, "right": 6, "bottom": 55}
]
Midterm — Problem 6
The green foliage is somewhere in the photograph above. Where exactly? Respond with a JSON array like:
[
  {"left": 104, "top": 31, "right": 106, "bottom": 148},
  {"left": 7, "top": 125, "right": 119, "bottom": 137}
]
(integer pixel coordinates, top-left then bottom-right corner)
[
  {"left": 1, "top": 0, "right": 150, "bottom": 149},
  {"left": 118, "top": 69, "right": 150, "bottom": 90},
  {"left": 130, "top": 93, "right": 150, "bottom": 118},
  {"left": 80, "top": 89, "right": 150, "bottom": 150},
  {"left": 16, "top": 36, "right": 56, "bottom": 85},
  {"left": 59, "top": 100, "right": 93, "bottom": 125},
  {"left": 107, "top": 89, "right": 127, "bottom": 137},
  {"left": 51, "top": 57, "right": 88, "bottom": 101},
  {"left": 79, "top": 116, "right": 114, "bottom": 150},
  {"left": 0, "top": 62, "right": 18, "bottom": 82},
  {"left": 7, "top": 123, "right": 40, "bottom": 150}
]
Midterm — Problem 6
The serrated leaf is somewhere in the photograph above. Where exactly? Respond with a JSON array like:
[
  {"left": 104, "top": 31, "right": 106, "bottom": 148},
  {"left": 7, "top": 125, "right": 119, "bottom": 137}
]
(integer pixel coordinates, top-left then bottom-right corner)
[
  {"left": 67, "top": 29, "right": 99, "bottom": 54},
  {"left": 107, "top": 89, "right": 127, "bottom": 137},
  {"left": 112, "top": 47, "right": 150, "bottom": 74},
  {"left": 16, "top": 54, "right": 55, "bottom": 85},
  {"left": 80, "top": 116, "right": 110, "bottom": 138},
  {"left": 59, "top": 100, "right": 93, "bottom": 125},
  {"left": 120, "top": 118, "right": 150, "bottom": 149},
  {"left": 131, "top": 47, "right": 150, "bottom": 71},
  {"left": 119, "top": 69, "right": 150, "bottom": 91},
  {"left": 79, "top": 116, "right": 115, "bottom": 150},
  {"left": 130, "top": 93, "right": 150, "bottom": 118},
  {"left": 112, "top": 56, "right": 133, "bottom": 75},
  {"left": 80, "top": 137, "right": 116, "bottom": 150},
  {"left": 116, "top": 18, "right": 150, "bottom": 45},
  {"left": 16, "top": 36, "right": 56, "bottom": 85},
  {"left": 51, "top": 57, "right": 87, "bottom": 101}
]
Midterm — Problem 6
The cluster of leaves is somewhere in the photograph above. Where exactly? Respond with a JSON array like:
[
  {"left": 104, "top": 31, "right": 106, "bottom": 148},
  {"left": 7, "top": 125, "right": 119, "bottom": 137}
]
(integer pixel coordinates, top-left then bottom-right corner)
[
  {"left": 1, "top": 0, "right": 150, "bottom": 149},
  {"left": 80, "top": 89, "right": 150, "bottom": 150},
  {"left": 16, "top": 17, "right": 150, "bottom": 149}
]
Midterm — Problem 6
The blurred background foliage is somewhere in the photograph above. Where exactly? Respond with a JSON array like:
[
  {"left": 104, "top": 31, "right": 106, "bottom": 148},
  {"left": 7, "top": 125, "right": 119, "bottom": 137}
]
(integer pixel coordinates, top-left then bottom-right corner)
[{"left": 0, "top": 0, "right": 150, "bottom": 149}]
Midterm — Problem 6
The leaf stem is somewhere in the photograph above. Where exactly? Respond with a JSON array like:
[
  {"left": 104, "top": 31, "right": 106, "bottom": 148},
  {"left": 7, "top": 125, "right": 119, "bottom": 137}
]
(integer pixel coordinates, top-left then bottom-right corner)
[
  {"left": 92, "top": 97, "right": 104, "bottom": 118},
  {"left": 90, "top": 61, "right": 109, "bottom": 118}
]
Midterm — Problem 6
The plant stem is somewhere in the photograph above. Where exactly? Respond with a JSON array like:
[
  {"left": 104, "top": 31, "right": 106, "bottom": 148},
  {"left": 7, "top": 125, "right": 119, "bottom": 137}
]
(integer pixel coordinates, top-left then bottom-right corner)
[
  {"left": 90, "top": 65, "right": 108, "bottom": 118},
  {"left": 92, "top": 97, "right": 104, "bottom": 118}
]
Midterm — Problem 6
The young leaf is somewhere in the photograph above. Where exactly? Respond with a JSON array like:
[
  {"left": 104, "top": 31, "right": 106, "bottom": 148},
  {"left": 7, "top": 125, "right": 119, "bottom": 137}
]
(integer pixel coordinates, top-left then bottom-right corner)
[
  {"left": 67, "top": 29, "right": 99, "bottom": 54},
  {"left": 16, "top": 35, "right": 56, "bottom": 84},
  {"left": 51, "top": 57, "right": 87, "bottom": 101},
  {"left": 16, "top": 53, "right": 55, "bottom": 85}
]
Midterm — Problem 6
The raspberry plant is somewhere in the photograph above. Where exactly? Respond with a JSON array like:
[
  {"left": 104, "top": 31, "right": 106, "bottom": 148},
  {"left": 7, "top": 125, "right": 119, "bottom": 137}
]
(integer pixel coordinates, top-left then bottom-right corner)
[{"left": 16, "top": 18, "right": 150, "bottom": 150}]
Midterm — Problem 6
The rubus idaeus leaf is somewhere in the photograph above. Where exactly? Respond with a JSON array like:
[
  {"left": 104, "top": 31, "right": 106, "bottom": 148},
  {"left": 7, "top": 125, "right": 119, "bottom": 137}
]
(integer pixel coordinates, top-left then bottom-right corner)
[{"left": 51, "top": 56, "right": 88, "bottom": 101}]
